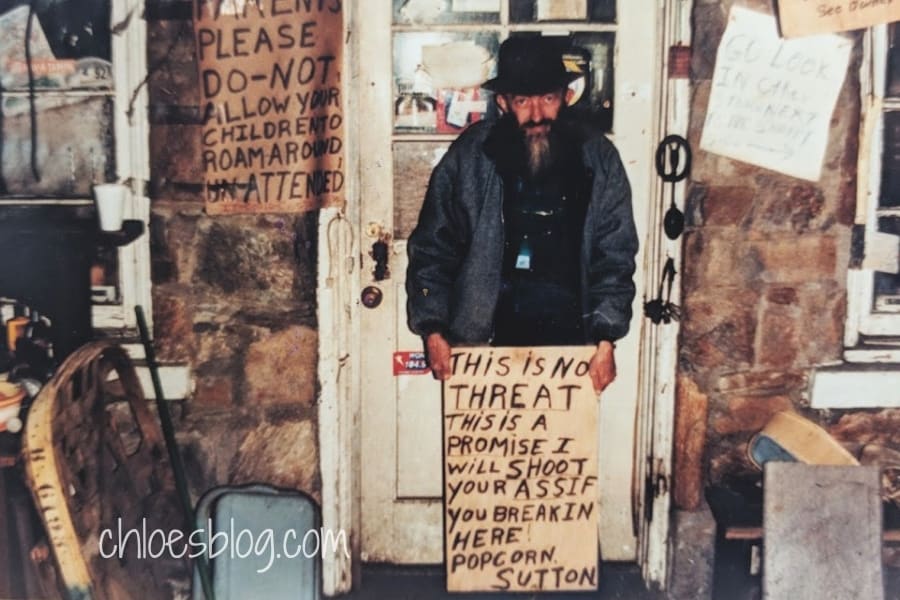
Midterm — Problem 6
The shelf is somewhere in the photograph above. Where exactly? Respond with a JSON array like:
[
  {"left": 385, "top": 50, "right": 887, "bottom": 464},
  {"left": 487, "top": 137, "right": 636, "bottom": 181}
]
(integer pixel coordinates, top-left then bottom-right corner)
[{"left": 96, "top": 219, "right": 144, "bottom": 248}]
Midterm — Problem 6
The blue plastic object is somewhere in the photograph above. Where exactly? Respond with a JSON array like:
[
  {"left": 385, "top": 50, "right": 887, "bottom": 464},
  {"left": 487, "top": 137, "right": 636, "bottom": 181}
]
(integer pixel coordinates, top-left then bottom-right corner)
[
  {"left": 749, "top": 434, "right": 798, "bottom": 467},
  {"left": 192, "top": 485, "right": 322, "bottom": 600}
]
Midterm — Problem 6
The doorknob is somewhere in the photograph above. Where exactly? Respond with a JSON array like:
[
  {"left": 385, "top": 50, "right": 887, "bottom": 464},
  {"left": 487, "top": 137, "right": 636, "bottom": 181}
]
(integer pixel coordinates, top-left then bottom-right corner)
[{"left": 361, "top": 286, "right": 383, "bottom": 309}]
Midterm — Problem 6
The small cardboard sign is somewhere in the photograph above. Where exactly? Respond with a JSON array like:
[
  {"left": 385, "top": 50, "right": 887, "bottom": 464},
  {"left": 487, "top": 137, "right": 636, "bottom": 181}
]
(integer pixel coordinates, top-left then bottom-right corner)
[
  {"left": 443, "top": 346, "right": 599, "bottom": 593},
  {"left": 778, "top": 0, "right": 900, "bottom": 38},
  {"left": 393, "top": 351, "right": 430, "bottom": 375}
]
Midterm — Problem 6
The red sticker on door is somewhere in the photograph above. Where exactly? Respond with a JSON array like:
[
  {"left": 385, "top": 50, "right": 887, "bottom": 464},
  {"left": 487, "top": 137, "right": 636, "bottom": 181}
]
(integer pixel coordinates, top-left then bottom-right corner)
[{"left": 393, "top": 351, "right": 429, "bottom": 375}]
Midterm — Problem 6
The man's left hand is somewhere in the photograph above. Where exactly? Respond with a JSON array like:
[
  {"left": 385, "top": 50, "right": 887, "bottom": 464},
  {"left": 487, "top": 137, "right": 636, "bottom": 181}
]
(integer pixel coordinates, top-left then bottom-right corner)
[{"left": 589, "top": 340, "right": 616, "bottom": 393}]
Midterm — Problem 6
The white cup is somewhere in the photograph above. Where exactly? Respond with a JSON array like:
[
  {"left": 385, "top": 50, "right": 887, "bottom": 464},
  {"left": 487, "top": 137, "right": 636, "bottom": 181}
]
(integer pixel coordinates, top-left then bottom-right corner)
[{"left": 93, "top": 183, "right": 127, "bottom": 231}]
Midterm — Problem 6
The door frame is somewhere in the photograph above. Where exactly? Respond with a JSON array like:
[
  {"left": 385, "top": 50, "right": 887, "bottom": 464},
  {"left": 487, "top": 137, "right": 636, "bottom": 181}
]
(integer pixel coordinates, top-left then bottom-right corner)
[
  {"left": 632, "top": 0, "right": 694, "bottom": 587},
  {"left": 317, "top": 1, "right": 692, "bottom": 594}
]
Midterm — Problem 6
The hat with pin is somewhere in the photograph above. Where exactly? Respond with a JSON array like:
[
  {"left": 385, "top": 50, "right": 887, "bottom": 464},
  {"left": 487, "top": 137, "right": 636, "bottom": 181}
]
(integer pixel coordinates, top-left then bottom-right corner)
[{"left": 482, "top": 36, "right": 580, "bottom": 95}]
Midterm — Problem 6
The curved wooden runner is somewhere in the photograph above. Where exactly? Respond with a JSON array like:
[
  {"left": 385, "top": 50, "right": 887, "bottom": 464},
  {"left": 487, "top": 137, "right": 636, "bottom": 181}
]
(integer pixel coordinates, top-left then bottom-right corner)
[{"left": 22, "top": 342, "right": 190, "bottom": 600}]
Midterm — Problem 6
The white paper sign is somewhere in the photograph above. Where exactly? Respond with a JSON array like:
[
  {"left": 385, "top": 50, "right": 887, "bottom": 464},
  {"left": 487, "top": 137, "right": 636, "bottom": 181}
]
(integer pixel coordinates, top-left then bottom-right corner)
[
  {"left": 537, "top": 0, "right": 586, "bottom": 20},
  {"left": 864, "top": 231, "right": 900, "bottom": 274},
  {"left": 700, "top": 7, "right": 852, "bottom": 181}
]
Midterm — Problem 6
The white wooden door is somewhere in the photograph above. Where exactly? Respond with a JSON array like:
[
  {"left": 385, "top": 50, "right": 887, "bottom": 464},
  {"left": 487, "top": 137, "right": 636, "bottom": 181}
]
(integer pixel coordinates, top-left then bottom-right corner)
[{"left": 358, "top": 0, "right": 660, "bottom": 565}]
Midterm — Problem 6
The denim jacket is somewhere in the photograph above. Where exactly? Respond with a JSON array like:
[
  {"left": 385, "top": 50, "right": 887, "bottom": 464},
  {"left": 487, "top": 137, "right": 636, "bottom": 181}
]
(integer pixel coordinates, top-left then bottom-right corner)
[{"left": 406, "top": 115, "right": 638, "bottom": 345}]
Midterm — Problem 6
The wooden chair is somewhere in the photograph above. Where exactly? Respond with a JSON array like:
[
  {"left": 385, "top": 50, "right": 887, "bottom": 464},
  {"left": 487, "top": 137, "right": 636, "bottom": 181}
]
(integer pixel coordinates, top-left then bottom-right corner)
[{"left": 22, "top": 342, "right": 191, "bottom": 600}]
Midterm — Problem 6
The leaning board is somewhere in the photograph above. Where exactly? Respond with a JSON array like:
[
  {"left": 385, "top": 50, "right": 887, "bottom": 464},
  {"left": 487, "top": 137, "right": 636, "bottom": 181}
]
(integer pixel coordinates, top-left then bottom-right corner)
[
  {"left": 443, "top": 346, "right": 599, "bottom": 592},
  {"left": 763, "top": 463, "right": 883, "bottom": 600}
]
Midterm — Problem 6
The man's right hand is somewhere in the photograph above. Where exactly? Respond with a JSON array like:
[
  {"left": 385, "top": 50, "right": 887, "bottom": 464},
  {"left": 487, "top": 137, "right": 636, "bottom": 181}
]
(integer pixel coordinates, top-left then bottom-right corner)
[{"left": 426, "top": 333, "right": 452, "bottom": 380}]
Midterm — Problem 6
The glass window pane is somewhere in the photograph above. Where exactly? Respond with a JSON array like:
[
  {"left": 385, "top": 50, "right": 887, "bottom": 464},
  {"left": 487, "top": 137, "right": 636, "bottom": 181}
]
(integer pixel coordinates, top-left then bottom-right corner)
[
  {"left": 569, "top": 32, "right": 615, "bottom": 132},
  {"left": 880, "top": 111, "right": 900, "bottom": 208},
  {"left": 510, "top": 0, "right": 615, "bottom": 23},
  {"left": 0, "top": 95, "right": 115, "bottom": 197},
  {"left": 0, "top": 0, "right": 112, "bottom": 91},
  {"left": 887, "top": 23, "right": 900, "bottom": 97},
  {"left": 92, "top": 245, "right": 120, "bottom": 305},
  {"left": 0, "top": 204, "right": 96, "bottom": 360},
  {"left": 874, "top": 271, "right": 900, "bottom": 312},
  {"left": 393, "top": 0, "right": 500, "bottom": 25},
  {"left": 873, "top": 216, "right": 900, "bottom": 313},
  {"left": 393, "top": 32, "right": 499, "bottom": 134},
  {"left": 394, "top": 141, "right": 450, "bottom": 239},
  {"left": 588, "top": 0, "right": 616, "bottom": 22}
]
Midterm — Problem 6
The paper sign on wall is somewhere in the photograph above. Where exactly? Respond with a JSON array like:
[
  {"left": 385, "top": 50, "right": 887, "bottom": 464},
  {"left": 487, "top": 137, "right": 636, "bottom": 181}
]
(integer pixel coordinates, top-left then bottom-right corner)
[
  {"left": 700, "top": 7, "right": 852, "bottom": 182},
  {"left": 537, "top": 0, "right": 586, "bottom": 21},
  {"left": 443, "top": 346, "right": 599, "bottom": 593},
  {"left": 778, "top": 0, "right": 900, "bottom": 38},
  {"left": 194, "top": 0, "right": 344, "bottom": 214}
]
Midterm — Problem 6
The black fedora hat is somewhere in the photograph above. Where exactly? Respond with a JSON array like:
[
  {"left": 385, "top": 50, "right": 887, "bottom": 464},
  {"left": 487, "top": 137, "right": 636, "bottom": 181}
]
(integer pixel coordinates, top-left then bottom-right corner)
[{"left": 482, "top": 36, "right": 580, "bottom": 95}]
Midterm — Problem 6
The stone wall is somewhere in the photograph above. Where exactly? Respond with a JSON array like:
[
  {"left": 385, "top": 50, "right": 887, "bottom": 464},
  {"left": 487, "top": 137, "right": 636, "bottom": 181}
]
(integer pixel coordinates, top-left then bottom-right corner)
[
  {"left": 144, "top": 5, "right": 321, "bottom": 503},
  {"left": 138, "top": 0, "right": 898, "bottom": 524},
  {"left": 675, "top": 0, "right": 871, "bottom": 509}
]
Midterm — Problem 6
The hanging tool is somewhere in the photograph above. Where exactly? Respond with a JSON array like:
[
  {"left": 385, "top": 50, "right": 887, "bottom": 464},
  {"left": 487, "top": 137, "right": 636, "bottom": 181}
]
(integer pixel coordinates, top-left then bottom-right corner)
[
  {"left": 643, "top": 257, "right": 680, "bottom": 324},
  {"left": 366, "top": 224, "right": 392, "bottom": 282},
  {"left": 370, "top": 237, "right": 390, "bottom": 281},
  {"left": 654, "top": 134, "right": 691, "bottom": 240}
]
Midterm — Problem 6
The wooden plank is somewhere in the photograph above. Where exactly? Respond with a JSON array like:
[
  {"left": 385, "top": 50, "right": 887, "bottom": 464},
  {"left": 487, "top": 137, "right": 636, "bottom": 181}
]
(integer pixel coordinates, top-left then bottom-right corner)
[
  {"left": 726, "top": 526, "right": 900, "bottom": 543},
  {"left": 811, "top": 367, "right": 900, "bottom": 409},
  {"left": 725, "top": 526, "right": 763, "bottom": 541},
  {"left": 443, "top": 346, "right": 599, "bottom": 593},
  {"left": 395, "top": 272, "right": 443, "bottom": 498},
  {"left": 763, "top": 463, "right": 883, "bottom": 600}
]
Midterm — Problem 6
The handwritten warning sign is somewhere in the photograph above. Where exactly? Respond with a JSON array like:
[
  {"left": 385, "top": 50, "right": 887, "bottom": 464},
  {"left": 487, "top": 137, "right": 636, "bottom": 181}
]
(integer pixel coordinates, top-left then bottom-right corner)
[
  {"left": 443, "top": 346, "right": 599, "bottom": 592},
  {"left": 779, "top": 0, "right": 900, "bottom": 38},
  {"left": 700, "top": 6, "right": 852, "bottom": 182},
  {"left": 194, "top": 0, "right": 344, "bottom": 214}
]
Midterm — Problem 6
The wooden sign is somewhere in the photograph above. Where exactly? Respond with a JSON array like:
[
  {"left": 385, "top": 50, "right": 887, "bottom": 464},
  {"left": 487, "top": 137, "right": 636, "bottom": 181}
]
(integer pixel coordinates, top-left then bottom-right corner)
[
  {"left": 443, "top": 346, "right": 599, "bottom": 592},
  {"left": 700, "top": 6, "right": 852, "bottom": 182},
  {"left": 778, "top": 0, "right": 900, "bottom": 38},
  {"left": 194, "top": 0, "right": 344, "bottom": 214}
]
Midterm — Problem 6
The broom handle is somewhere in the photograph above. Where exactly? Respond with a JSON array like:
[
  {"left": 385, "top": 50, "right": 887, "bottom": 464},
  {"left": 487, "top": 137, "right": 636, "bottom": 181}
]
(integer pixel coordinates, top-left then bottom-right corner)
[{"left": 135, "top": 306, "right": 215, "bottom": 600}]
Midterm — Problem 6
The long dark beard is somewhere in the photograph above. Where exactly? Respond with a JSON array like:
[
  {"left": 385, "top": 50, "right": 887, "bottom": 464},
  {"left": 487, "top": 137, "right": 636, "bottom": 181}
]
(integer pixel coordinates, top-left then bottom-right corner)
[
  {"left": 486, "top": 110, "right": 582, "bottom": 181},
  {"left": 525, "top": 129, "right": 552, "bottom": 177}
]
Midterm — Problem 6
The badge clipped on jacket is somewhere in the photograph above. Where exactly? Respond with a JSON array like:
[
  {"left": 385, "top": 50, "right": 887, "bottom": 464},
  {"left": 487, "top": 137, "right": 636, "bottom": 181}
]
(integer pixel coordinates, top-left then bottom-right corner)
[{"left": 515, "top": 236, "right": 532, "bottom": 270}]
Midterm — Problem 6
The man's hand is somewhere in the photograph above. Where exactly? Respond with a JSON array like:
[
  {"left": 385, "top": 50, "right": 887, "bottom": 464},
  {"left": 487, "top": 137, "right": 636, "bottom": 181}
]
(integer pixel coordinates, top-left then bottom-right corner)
[
  {"left": 589, "top": 340, "right": 616, "bottom": 393},
  {"left": 426, "top": 333, "right": 452, "bottom": 380}
]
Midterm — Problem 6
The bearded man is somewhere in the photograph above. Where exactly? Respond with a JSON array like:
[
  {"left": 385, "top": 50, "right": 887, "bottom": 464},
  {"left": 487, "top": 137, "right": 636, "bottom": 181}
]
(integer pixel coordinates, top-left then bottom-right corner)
[{"left": 406, "top": 36, "right": 638, "bottom": 393}]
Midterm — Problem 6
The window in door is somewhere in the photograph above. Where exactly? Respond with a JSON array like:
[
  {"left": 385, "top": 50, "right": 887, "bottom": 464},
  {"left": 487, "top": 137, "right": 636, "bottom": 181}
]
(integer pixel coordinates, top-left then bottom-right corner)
[{"left": 390, "top": 0, "right": 618, "bottom": 242}]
